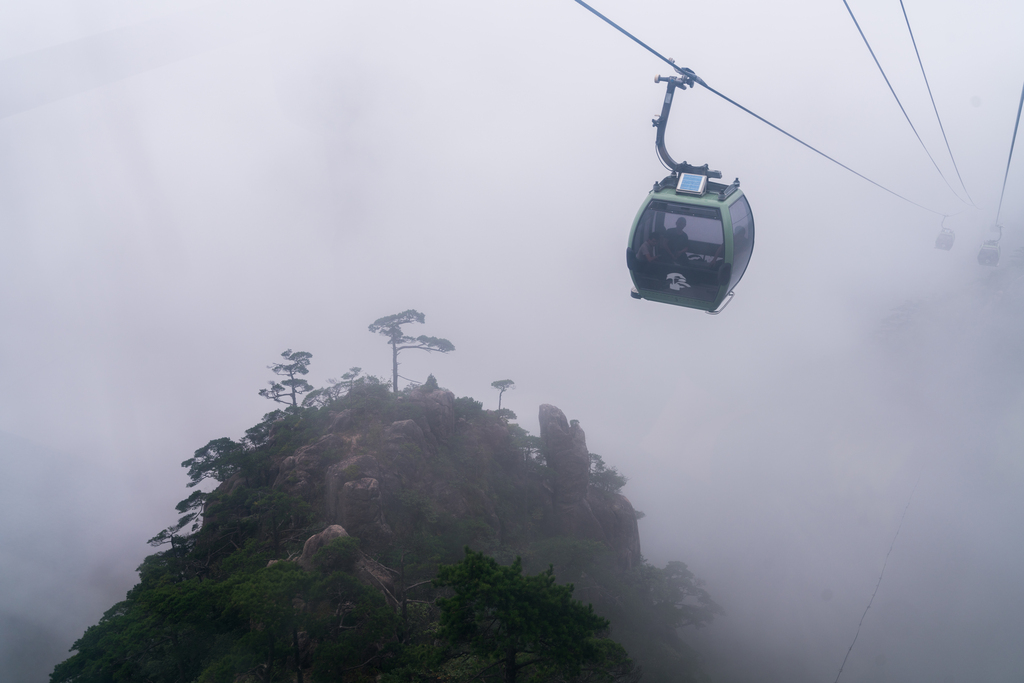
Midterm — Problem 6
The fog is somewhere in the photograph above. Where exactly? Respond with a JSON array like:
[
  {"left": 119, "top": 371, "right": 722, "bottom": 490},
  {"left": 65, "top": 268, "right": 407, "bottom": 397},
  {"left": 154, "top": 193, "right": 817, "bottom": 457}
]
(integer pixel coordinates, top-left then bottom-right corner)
[{"left": 1, "top": 0, "right": 1022, "bottom": 681}]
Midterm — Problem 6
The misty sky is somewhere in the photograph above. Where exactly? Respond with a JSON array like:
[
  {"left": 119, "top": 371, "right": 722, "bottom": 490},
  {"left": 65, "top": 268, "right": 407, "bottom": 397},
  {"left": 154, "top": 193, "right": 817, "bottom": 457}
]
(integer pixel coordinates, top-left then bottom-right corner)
[{"left": 1, "top": 1, "right": 1022, "bottom": 681}]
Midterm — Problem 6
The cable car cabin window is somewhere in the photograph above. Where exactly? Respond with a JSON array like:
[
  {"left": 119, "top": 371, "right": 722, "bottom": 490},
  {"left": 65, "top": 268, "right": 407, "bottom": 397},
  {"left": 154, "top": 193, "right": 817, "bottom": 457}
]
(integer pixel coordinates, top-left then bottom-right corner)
[
  {"left": 727, "top": 195, "right": 754, "bottom": 291},
  {"left": 631, "top": 201, "right": 725, "bottom": 302}
]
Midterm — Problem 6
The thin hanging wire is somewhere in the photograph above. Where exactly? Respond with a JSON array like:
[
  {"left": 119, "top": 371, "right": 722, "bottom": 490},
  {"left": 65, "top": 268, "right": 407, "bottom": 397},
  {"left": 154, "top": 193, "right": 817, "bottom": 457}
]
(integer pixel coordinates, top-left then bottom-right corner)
[
  {"left": 833, "top": 478, "right": 920, "bottom": 683},
  {"left": 839, "top": 0, "right": 967, "bottom": 205},
  {"left": 572, "top": 0, "right": 946, "bottom": 216},
  {"left": 995, "top": 79, "right": 1024, "bottom": 225},
  {"left": 898, "top": 0, "right": 975, "bottom": 205}
]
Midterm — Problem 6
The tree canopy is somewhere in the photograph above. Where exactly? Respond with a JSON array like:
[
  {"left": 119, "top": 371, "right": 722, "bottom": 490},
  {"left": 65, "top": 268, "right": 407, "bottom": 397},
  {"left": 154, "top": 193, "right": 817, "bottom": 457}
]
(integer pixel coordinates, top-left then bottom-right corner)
[
  {"left": 302, "top": 366, "right": 363, "bottom": 409},
  {"left": 369, "top": 310, "right": 454, "bottom": 393},
  {"left": 434, "top": 548, "right": 638, "bottom": 683},
  {"left": 258, "top": 349, "right": 314, "bottom": 407},
  {"left": 490, "top": 380, "right": 515, "bottom": 410},
  {"left": 588, "top": 454, "right": 628, "bottom": 494}
]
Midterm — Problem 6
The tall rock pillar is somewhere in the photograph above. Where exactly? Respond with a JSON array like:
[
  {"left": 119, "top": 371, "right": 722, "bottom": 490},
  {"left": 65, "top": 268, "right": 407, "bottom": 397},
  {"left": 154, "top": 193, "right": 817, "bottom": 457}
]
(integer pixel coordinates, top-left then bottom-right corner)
[
  {"left": 539, "top": 404, "right": 607, "bottom": 542},
  {"left": 538, "top": 404, "right": 643, "bottom": 569}
]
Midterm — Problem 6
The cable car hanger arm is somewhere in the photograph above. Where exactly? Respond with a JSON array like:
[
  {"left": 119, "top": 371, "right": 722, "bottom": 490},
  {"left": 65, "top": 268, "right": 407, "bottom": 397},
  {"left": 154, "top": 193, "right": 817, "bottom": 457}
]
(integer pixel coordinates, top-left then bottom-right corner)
[
  {"left": 653, "top": 73, "right": 722, "bottom": 178},
  {"left": 570, "top": 0, "right": 716, "bottom": 176}
]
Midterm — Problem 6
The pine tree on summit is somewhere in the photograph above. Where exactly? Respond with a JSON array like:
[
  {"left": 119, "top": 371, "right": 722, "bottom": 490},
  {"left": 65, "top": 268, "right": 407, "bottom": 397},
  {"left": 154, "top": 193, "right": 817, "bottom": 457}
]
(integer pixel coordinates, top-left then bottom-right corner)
[
  {"left": 491, "top": 380, "right": 515, "bottom": 410},
  {"left": 259, "top": 349, "right": 314, "bottom": 406},
  {"left": 368, "top": 310, "right": 454, "bottom": 393}
]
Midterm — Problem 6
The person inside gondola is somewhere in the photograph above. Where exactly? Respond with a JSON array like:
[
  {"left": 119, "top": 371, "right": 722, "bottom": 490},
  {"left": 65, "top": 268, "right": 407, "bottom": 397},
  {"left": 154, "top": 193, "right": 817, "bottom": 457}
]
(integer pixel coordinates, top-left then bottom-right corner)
[
  {"left": 666, "top": 217, "right": 692, "bottom": 263},
  {"left": 637, "top": 227, "right": 672, "bottom": 264}
]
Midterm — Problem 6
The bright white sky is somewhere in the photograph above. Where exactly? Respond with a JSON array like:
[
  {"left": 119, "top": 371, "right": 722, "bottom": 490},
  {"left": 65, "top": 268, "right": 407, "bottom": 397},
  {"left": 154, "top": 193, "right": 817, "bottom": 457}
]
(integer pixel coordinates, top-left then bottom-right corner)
[{"left": 1, "top": 1, "right": 1022, "bottom": 681}]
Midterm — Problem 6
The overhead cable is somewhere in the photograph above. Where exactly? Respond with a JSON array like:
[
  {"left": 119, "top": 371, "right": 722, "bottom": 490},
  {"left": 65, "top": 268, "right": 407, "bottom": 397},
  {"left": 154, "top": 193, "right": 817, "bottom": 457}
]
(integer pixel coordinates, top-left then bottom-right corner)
[
  {"left": 839, "top": 0, "right": 968, "bottom": 205},
  {"left": 695, "top": 81, "right": 943, "bottom": 215},
  {"left": 833, "top": 478, "right": 920, "bottom": 683},
  {"left": 898, "top": 0, "right": 976, "bottom": 205},
  {"left": 572, "top": 0, "right": 685, "bottom": 76},
  {"left": 572, "top": 0, "right": 946, "bottom": 216},
  {"left": 996, "top": 79, "right": 1024, "bottom": 224}
]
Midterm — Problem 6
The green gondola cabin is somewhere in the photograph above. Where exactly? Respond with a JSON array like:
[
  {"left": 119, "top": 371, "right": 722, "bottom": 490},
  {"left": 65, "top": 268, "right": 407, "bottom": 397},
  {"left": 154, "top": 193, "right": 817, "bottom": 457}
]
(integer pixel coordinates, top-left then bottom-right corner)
[
  {"left": 624, "top": 72, "right": 755, "bottom": 314},
  {"left": 627, "top": 172, "right": 754, "bottom": 313}
]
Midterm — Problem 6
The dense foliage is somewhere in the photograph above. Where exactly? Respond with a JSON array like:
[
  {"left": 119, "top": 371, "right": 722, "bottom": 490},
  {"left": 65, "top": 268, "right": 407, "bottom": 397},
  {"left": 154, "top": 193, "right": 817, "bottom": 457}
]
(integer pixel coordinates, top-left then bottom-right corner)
[
  {"left": 52, "top": 374, "right": 719, "bottom": 683},
  {"left": 434, "top": 549, "right": 637, "bottom": 683}
]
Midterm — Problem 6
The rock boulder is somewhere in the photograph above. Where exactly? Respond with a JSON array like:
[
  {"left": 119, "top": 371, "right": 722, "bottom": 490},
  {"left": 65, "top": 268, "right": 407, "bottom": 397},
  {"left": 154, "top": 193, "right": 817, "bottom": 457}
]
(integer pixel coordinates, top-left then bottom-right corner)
[
  {"left": 298, "top": 526, "right": 399, "bottom": 606},
  {"left": 340, "top": 477, "right": 392, "bottom": 543},
  {"left": 297, "top": 525, "right": 349, "bottom": 570},
  {"left": 274, "top": 433, "right": 348, "bottom": 497},
  {"left": 588, "top": 491, "right": 642, "bottom": 570},
  {"left": 399, "top": 387, "right": 455, "bottom": 451},
  {"left": 384, "top": 420, "right": 430, "bottom": 460},
  {"left": 539, "top": 404, "right": 590, "bottom": 508}
]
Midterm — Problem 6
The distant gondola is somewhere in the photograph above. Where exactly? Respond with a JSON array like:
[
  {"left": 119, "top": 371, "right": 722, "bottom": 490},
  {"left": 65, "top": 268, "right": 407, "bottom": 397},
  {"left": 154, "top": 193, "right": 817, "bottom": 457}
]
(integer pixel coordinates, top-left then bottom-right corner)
[
  {"left": 626, "top": 74, "right": 753, "bottom": 314},
  {"left": 978, "top": 240, "right": 1000, "bottom": 266},
  {"left": 978, "top": 225, "right": 1002, "bottom": 266},
  {"left": 935, "top": 226, "right": 955, "bottom": 250}
]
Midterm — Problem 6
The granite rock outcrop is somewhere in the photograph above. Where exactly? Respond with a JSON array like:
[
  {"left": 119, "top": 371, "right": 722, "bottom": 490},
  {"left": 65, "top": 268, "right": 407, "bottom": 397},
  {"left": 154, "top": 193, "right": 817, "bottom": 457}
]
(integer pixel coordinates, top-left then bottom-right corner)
[
  {"left": 214, "top": 383, "right": 641, "bottom": 570},
  {"left": 539, "top": 404, "right": 641, "bottom": 569}
]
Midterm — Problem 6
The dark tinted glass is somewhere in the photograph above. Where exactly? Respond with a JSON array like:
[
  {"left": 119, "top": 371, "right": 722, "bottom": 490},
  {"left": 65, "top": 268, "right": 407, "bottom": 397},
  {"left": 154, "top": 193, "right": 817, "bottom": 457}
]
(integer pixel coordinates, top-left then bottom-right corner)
[
  {"left": 630, "top": 201, "right": 725, "bottom": 302},
  {"left": 727, "top": 195, "right": 754, "bottom": 291}
]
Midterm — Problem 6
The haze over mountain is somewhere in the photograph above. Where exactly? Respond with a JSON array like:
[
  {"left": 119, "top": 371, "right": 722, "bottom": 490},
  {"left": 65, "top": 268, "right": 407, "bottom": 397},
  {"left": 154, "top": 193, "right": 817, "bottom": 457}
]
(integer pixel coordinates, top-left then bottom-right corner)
[{"left": 1, "top": 0, "right": 1022, "bottom": 681}]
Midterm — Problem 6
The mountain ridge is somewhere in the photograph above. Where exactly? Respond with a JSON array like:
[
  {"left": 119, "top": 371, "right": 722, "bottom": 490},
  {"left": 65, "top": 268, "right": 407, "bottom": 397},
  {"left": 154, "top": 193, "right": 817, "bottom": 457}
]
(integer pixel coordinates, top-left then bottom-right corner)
[{"left": 52, "top": 378, "right": 720, "bottom": 683}]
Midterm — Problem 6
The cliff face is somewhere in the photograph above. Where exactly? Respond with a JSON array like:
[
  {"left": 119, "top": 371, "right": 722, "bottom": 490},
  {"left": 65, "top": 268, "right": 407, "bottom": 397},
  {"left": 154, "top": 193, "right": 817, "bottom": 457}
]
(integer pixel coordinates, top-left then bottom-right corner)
[
  {"left": 539, "top": 404, "right": 642, "bottom": 570},
  {"left": 215, "top": 386, "right": 641, "bottom": 569}
]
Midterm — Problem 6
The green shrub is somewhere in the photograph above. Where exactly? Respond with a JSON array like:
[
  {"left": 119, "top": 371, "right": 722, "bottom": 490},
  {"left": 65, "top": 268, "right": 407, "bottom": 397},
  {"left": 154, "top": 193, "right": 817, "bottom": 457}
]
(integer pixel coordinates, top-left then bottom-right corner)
[
  {"left": 313, "top": 536, "right": 361, "bottom": 573},
  {"left": 453, "top": 396, "right": 483, "bottom": 420}
]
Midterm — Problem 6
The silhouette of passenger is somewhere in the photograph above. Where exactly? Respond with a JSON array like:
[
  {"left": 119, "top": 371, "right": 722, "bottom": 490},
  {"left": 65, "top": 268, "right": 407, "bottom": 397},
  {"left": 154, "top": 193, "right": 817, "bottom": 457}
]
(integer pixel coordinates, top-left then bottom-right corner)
[
  {"left": 637, "top": 227, "right": 672, "bottom": 264},
  {"left": 666, "top": 217, "right": 692, "bottom": 262}
]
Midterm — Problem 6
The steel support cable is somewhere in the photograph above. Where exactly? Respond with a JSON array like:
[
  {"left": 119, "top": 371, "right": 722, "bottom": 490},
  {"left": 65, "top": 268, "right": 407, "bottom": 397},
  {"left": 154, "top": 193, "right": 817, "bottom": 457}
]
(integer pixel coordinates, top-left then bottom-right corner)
[
  {"left": 995, "top": 79, "right": 1024, "bottom": 224},
  {"left": 572, "top": 0, "right": 946, "bottom": 216},
  {"left": 899, "top": 0, "right": 976, "bottom": 206},
  {"left": 696, "top": 81, "right": 943, "bottom": 215},
  {"left": 573, "top": 0, "right": 685, "bottom": 76},
  {"left": 840, "top": 0, "right": 968, "bottom": 205},
  {"left": 941, "top": 211, "right": 963, "bottom": 228}
]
